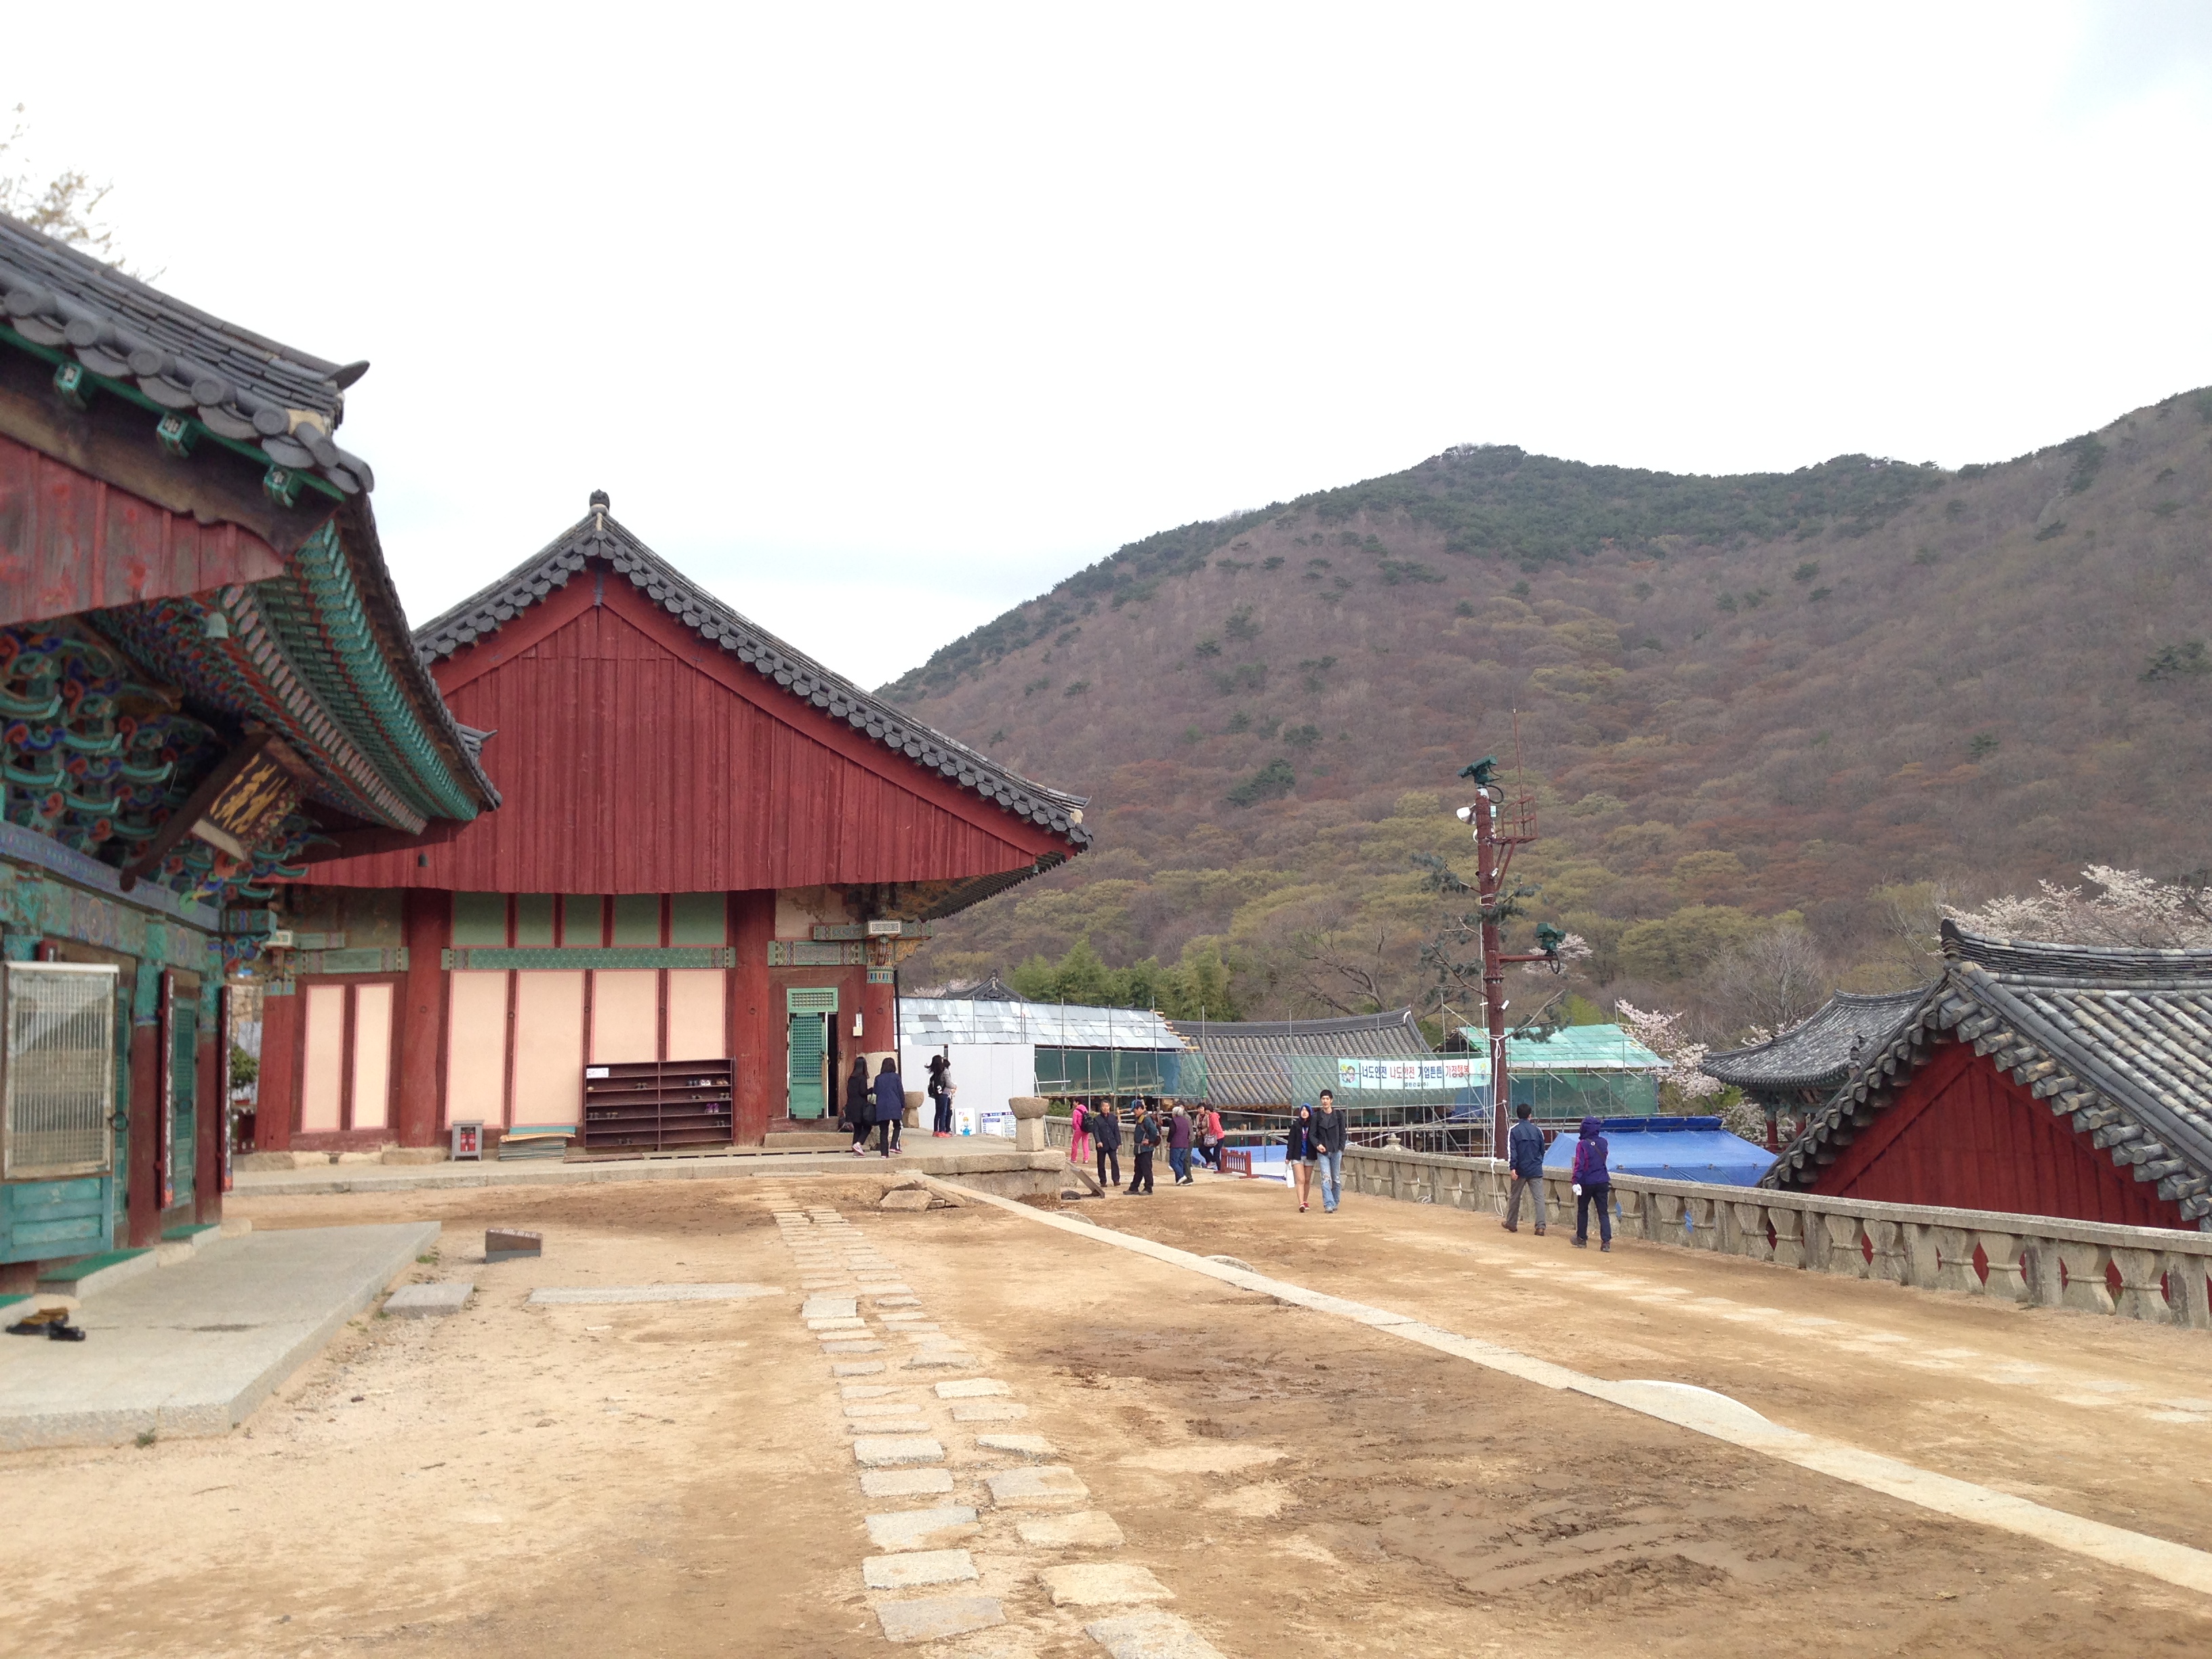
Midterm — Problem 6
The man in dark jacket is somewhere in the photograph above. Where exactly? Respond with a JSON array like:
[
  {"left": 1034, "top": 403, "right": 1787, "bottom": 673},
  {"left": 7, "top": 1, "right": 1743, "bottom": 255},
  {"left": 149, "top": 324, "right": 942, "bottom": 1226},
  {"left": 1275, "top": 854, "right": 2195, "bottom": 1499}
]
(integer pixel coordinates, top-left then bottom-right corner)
[
  {"left": 1130, "top": 1099, "right": 1161, "bottom": 1194},
  {"left": 1311, "top": 1090, "right": 1349, "bottom": 1213},
  {"left": 1503, "top": 1102, "right": 1546, "bottom": 1235},
  {"left": 1167, "top": 1103, "right": 1194, "bottom": 1185},
  {"left": 1090, "top": 1097, "right": 1122, "bottom": 1189},
  {"left": 872, "top": 1059, "right": 905, "bottom": 1158}
]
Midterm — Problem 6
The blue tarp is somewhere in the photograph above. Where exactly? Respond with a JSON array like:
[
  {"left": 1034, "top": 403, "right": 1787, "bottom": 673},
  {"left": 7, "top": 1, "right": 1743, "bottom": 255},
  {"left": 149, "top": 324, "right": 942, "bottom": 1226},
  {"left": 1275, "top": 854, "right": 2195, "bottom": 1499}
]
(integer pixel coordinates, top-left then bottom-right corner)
[{"left": 1541, "top": 1115, "right": 1776, "bottom": 1188}]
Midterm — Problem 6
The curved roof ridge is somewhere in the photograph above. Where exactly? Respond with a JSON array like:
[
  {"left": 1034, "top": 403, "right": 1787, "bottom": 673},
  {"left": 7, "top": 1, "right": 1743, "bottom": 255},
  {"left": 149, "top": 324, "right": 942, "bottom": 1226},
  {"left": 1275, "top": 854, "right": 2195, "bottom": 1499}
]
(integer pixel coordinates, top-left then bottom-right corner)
[
  {"left": 413, "top": 502, "right": 1089, "bottom": 846},
  {"left": 1941, "top": 919, "right": 2212, "bottom": 980}
]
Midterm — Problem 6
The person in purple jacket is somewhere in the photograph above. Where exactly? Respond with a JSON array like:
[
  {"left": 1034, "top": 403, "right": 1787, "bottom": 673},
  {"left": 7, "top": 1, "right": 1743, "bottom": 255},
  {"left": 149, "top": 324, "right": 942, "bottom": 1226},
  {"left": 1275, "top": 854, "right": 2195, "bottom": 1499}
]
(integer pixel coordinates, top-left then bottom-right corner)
[{"left": 1570, "top": 1115, "right": 1613, "bottom": 1252}]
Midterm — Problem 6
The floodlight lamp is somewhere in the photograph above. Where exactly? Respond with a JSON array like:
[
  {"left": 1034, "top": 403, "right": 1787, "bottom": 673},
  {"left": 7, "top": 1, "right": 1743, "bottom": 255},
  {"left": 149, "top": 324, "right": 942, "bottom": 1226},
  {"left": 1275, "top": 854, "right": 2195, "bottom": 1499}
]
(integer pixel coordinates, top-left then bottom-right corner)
[{"left": 1455, "top": 806, "right": 1473, "bottom": 822}]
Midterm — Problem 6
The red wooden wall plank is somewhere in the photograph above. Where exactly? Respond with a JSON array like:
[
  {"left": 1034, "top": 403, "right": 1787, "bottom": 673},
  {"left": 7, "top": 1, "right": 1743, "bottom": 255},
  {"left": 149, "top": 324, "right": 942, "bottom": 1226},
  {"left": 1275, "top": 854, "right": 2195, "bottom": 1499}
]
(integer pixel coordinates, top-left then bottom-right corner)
[
  {"left": 1812, "top": 1036, "right": 2186, "bottom": 1227},
  {"left": 0, "top": 431, "right": 287, "bottom": 625},
  {"left": 304, "top": 583, "right": 1059, "bottom": 894}
]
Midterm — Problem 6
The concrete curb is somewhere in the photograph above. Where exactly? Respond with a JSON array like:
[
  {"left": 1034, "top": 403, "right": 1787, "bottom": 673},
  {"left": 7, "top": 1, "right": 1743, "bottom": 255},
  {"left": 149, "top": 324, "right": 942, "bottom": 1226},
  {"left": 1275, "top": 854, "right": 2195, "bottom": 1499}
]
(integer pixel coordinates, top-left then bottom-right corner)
[{"left": 233, "top": 1147, "right": 1061, "bottom": 1198}]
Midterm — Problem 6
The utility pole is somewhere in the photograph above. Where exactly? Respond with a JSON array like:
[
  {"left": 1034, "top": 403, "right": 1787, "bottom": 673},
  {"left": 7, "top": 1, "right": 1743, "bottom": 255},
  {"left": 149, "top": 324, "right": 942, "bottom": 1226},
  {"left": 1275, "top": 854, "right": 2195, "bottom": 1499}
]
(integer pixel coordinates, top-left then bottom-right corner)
[{"left": 1458, "top": 758, "right": 1547, "bottom": 1160}]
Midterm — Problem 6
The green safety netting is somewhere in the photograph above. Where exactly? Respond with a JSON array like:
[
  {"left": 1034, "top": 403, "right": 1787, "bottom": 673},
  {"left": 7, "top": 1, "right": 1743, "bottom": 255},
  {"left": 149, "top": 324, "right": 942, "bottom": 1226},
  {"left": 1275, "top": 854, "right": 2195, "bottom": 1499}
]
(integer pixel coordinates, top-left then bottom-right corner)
[{"left": 1033, "top": 1047, "right": 1204, "bottom": 1097}]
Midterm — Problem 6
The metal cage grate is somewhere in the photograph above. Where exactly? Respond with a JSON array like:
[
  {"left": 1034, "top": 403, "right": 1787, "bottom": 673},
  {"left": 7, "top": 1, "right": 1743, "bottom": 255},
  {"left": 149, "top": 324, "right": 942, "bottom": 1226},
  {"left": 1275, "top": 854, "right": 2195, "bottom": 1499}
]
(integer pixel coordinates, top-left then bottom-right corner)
[{"left": 4, "top": 962, "right": 117, "bottom": 1178}]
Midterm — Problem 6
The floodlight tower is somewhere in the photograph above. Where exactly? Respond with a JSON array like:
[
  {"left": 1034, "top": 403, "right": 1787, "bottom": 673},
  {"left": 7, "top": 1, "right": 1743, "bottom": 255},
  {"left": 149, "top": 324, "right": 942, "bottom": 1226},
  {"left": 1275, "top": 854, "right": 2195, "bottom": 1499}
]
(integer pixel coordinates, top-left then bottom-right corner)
[{"left": 1454, "top": 756, "right": 1560, "bottom": 1158}]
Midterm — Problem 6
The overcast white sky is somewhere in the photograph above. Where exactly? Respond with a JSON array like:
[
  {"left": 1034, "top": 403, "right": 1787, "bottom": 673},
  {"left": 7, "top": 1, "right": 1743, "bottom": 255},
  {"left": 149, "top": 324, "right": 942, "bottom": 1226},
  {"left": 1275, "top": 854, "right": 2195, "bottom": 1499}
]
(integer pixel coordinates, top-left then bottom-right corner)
[{"left": 5, "top": 3, "right": 2210, "bottom": 682}]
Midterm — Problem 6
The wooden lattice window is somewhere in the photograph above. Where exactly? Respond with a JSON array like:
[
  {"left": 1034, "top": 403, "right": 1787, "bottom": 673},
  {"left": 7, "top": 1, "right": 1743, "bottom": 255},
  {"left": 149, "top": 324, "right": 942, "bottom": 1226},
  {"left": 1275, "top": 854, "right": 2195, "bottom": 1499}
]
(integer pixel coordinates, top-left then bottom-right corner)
[{"left": 3, "top": 962, "right": 117, "bottom": 1179}]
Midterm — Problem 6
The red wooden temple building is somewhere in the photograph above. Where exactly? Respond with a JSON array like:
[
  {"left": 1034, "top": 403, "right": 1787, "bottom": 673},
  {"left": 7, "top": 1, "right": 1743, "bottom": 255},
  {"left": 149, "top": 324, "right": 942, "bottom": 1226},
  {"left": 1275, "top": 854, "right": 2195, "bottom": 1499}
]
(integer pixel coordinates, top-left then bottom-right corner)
[
  {"left": 0, "top": 214, "right": 495, "bottom": 1282},
  {"left": 255, "top": 495, "right": 1089, "bottom": 1152},
  {"left": 1759, "top": 923, "right": 2212, "bottom": 1230}
]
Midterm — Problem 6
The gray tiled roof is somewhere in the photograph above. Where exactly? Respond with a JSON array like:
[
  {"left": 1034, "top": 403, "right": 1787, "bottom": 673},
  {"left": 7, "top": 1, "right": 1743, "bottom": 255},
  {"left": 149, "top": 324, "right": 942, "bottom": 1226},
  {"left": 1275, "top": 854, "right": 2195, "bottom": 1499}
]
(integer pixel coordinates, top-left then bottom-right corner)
[
  {"left": 413, "top": 497, "right": 1091, "bottom": 849},
  {"left": 1763, "top": 922, "right": 2212, "bottom": 1227},
  {"left": 1702, "top": 989, "right": 1925, "bottom": 1094},
  {"left": 1167, "top": 1008, "right": 1431, "bottom": 1109},
  {"left": 0, "top": 213, "right": 374, "bottom": 494}
]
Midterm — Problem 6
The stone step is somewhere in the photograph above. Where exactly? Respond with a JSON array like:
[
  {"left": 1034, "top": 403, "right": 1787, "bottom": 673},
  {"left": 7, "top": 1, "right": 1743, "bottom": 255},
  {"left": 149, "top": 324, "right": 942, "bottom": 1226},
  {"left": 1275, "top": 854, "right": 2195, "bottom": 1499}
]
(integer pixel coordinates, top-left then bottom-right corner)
[{"left": 37, "top": 1248, "right": 157, "bottom": 1298}]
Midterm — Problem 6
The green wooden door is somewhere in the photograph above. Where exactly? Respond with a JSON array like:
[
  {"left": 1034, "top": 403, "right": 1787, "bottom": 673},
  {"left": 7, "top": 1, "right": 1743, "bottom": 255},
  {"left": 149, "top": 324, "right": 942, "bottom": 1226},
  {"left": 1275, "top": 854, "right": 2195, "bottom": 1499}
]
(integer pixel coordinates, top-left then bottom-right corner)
[
  {"left": 169, "top": 992, "right": 197, "bottom": 1214},
  {"left": 786, "top": 1012, "right": 827, "bottom": 1119}
]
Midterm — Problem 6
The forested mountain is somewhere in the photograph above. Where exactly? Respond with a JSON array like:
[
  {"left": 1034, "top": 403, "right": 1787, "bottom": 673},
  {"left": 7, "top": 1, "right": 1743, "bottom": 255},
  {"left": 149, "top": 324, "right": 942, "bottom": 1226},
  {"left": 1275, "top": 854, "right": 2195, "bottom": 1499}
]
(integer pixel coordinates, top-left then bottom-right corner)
[{"left": 883, "top": 390, "right": 2212, "bottom": 1038}]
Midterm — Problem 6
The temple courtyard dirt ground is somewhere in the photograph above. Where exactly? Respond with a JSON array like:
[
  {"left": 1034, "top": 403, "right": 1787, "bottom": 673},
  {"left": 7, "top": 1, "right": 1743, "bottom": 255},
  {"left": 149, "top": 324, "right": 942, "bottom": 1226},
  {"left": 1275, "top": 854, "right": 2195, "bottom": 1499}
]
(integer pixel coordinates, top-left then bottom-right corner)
[{"left": 3, "top": 1168, "right": 2211, "bottom": 1658}]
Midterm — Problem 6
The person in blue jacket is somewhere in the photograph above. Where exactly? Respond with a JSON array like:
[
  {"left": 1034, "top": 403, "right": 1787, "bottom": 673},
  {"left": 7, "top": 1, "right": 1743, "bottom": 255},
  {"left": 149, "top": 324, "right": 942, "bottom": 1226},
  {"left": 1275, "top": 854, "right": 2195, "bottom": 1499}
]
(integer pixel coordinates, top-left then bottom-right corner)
[
  {"left": 1571, "top": 1115, "right": 1612, "bottom": 1251},
  {"left": 872, "top": 1057, "right": 906, "bottom": 1159},
  {"left": 1502, "top": 1102, "right": 1547, "bottom": 1235}
]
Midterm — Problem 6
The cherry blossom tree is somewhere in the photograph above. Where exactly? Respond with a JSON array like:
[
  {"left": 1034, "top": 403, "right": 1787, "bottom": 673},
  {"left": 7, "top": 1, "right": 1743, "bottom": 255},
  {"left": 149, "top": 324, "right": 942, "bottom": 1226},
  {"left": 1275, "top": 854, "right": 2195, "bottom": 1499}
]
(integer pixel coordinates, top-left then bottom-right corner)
[{"left": 1947, "top": 866, "right": 2212, "bottom": 950}]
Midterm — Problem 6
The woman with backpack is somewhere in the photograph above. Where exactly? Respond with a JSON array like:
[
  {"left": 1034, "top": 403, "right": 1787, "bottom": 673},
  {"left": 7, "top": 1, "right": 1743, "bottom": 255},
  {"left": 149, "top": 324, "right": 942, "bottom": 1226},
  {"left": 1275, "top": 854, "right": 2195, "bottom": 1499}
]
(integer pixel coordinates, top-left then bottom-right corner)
[
  {"left": 926, "top": 1052, "right": 954, "bottom": 1137},
  {"left": 871, "top": 1057, "right": 906, "bottom": 1159},
  {"left": 1571, "top": 1115, "right": 1614, "bottom": 1252},
  {"left": 1069, "top": 1097, "right": 1092, "bottom": 1166}
]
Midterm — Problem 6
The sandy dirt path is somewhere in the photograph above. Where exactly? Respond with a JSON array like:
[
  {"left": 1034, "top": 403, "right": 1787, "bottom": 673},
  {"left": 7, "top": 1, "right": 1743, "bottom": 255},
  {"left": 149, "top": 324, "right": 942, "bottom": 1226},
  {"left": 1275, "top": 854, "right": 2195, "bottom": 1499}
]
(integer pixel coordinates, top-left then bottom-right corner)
[{"left": 0, "top": 1171, "right": 2206, "bottom": 1658}]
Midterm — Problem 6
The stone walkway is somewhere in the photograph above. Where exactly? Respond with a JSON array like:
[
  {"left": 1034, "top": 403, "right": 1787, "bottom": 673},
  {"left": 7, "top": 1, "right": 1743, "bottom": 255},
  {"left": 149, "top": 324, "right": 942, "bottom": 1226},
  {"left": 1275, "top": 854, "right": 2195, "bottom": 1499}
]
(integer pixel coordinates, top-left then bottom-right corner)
[{"left": 769, "top": 1202, "right": 1225, "bottom": 1654}]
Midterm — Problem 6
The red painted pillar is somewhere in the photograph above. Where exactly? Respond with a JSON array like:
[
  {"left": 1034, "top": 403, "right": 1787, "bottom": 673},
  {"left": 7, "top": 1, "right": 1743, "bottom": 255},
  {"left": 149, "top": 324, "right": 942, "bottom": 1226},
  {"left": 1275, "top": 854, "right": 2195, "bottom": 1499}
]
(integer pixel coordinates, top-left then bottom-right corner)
[
  {"left": 861, "top": 972, "right": 895, "bottom": 1061},
  {"left": 256, "top": 991, "right": 300, "bottom": 1151},
  {"left": 126, "top": 1019, "right": 161, "bottom": 1247},
  {"left": 399, "top": 890, "right": 451, "bottom": 1145},
  {"left": 729, "top": 890, "right": 775, "bottom": 1145}
]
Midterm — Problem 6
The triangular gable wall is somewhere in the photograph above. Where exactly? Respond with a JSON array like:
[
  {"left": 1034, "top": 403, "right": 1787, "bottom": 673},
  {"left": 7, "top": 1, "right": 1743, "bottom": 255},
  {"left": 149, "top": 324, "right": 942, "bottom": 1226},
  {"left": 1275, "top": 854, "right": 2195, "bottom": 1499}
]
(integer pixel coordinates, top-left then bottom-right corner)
[
  {"left": 300, "top": 575, "right": 1054, "bottom": 893},
  {"left": 1807, "top": 1038, "right": 2186, "bottom": 1229}
]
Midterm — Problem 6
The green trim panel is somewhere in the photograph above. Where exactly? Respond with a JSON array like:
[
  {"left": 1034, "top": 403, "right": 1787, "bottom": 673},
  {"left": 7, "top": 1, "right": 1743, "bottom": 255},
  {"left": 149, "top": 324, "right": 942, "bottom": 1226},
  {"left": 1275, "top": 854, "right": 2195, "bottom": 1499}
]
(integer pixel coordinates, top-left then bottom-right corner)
[
  {"left": 0, "top": 1175, "right": 112, "bottom": 1264},
  {"left": 442, "top": 947, "right": 735, "bottom": 971},
  {"left": 768, "top": 941, "right": 864, "bottom": 966},
  {"left": 785, "top": 987, "right": 839, "bottom": 1013}
]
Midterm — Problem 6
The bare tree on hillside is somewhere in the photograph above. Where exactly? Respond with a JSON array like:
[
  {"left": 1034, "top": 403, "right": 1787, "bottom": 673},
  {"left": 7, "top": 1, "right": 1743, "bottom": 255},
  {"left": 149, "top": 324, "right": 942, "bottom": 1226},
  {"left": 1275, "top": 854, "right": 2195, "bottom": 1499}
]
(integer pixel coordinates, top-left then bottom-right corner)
[
  {"left": 1703, "top": 926, "right": 1829, "bottom": 1046},
  {"left": 1288, "top": 926, "right": 1399, "bottom": 1016}
]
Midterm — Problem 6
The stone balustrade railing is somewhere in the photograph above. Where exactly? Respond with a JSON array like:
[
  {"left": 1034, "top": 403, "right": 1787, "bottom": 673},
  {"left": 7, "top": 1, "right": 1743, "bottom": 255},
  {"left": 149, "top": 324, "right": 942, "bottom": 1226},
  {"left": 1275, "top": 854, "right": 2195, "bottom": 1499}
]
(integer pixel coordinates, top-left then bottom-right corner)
[{"left": 1343, "top": 1145, "right": 2212, "bottom": 1331}]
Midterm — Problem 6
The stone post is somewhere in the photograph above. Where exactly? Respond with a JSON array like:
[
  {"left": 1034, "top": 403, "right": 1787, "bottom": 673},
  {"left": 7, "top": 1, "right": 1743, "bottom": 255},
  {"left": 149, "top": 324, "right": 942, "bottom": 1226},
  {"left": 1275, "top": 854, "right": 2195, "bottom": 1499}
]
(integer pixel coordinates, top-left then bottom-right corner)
[
  {"left": 903, "top": 1090, "right": 924, "bottom": 1130},
  {"left": 1769, "top": 1206, "right": 1806, "bottom": 1269},
  {"left": 1822, "top": 1212, "right": 1868, "bottom": 1278},
  {"left": 2023, "top": 1240, "right": 2065, "bottom": 1308},
  {"left": 1974, "top": 1232, "right": 2026, "bottom": 1302},
  {"left": 1730, "top": 1203, "right": 1773, "bottom": 1263},
  {"left": 1684, "top": 1195, "right": 1719, "bottom": 1251},
  {"left": 2056, "top": 1240, "right": 2114, "bottom": 1313},
  {"left": 1865, "top": 1219, "right": 1908, "bottom": 1284},
  {"left": 2162, "top": 1252, "right": 2212, "bottom": 1330},
  {"left": 2110, "top": 1247, "right": 2171, "bottom": 1324},
  {"left": 1008, "top": 1094, "right": 1048, "bottom": 1153},
  {"left": 1929, "top": 1225, "right": 1977, "bottom": 1293}
]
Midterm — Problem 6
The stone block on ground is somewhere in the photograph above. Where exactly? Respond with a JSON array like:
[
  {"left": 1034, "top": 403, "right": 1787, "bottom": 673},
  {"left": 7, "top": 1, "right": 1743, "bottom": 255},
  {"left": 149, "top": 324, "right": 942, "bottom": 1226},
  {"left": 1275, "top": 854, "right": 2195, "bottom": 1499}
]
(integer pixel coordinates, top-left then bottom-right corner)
[
  {"left": 862, "top": 1548, "right": 978, "bottom": 1589},
  {"left": 870, "top": 1293, "right": 922, "bottom": 1307},
  {"left": 832, "top": 1361, "right": 886, "bottom": 1377},
  {"left": 802, "top": 1295, "right": 859, "bottom": 1319},
  {"left": 485, "top": 1228, "right": 541, "bottom": 1263},
  {"left": 985, "top": 1465, "right": 1088, "bottom": 1507},
  {"left": 853, "top": 1435, "right": 944, "bottom": 1467},
  {"left": 861, "top": 1467, "right": 955, "bottom": 1497},
  {"left": 952, "top": 1401, "right": 1027, "bottom": 1422},
  {"left": 849, "top": 1418, "right": 933, "bottom": 1434},
  {"left": 821, "top": 1340, "right": 884, "bottom": 1354},
  {"left": 936, "top": 1378, "right": 1010, "bottom": 1398},
  {"left": 1017, "top": 1511, "right": 1126, "bottom": 1549},
  {"left": 880, "top": 1189, "right": 933, "bottom": 1212},
  {"left": 903, "top": 1353, "right": 977, "bottom": 1370},
  {"left": 807, "top": 1317, "right": 867, "bottom": 1331},
  {"left": 383, "top": 1281, "right": 472, "bottom": 1318},
  {"left": 864, "top": 1506, "right": 980, "bottom": 1552},
  {"left": 1042, "top": 1563, "right": 1174, "bottom": 1607},
  {"left": 875, "top": 1596, "right": 1004, "bottom": 1644},
  {"left": 977, "top": 1433, "right": 1054, "bottom": 1456},
  {"left": 1083, "top": 1610, "right": 1227, "bottom": 1659}
]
